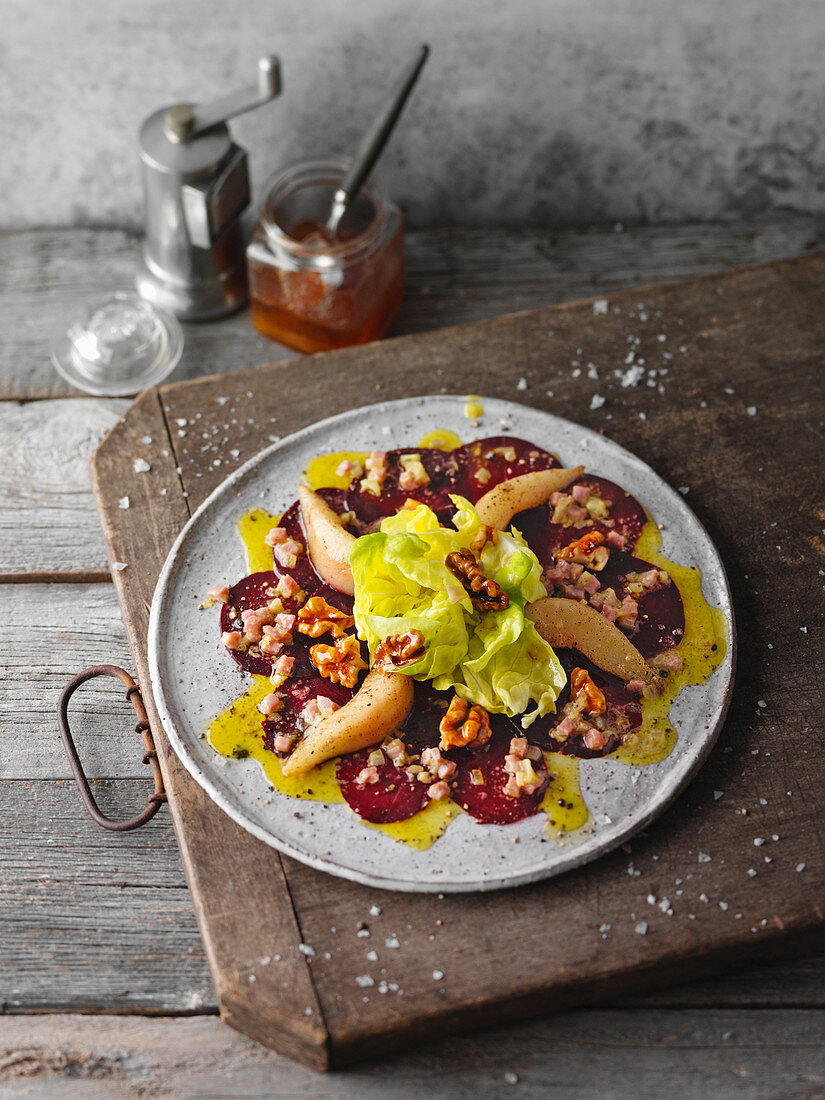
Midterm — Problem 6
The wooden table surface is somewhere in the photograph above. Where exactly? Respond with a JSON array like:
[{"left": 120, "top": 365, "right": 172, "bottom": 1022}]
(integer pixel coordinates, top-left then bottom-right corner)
[{"left": 3, "top": 218, "right": 825, "bottom": 1098}]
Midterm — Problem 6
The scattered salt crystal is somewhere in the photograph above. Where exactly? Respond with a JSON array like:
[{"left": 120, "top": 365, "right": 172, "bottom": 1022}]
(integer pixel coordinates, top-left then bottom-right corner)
[
  {"left": 699, "top": 893, "right": 709, "bottom": 903},
  {"left": 719, "top": 902, "right": 729, "bottom": 911},
  {"left": 175, "top": 418, "right": 187, "bottom": 427},
  {"left": 517, "top": 378, "right": 528, "bottom": 391},
  {"left": 355, "top": 975, "right": 375, "bottom": 988},
  {"left": 298, "top": 944, "right": 316, "bottom": 957},
  {"left": 248, "top": 974, "right": 256, "bottom": 983},
  {"left": 112, "top": 562, "right": 127, "bottom": 571},
  {"left": 216, "top": 396, "right": 229, "bottom": 405},
  {"left": 713, "top": 791, "right": 724, "bottom": 800},
  {"left": 260, "top": 956, "right": 271, "bottom": 965},
  {"left": 634, "top": 921, "right": 648, "bottom": 935},
  {"left": 797, "top": 863, "right": 806, "bottom": 872},
  {"left": 590, "top": 394, "right": 605, "bottom": 410},
  {"left": 801, "top": 626, "right": 808, "bottom": 633},
  {"left": 587, "top": 363, "right": 599, "bottom": 379},
  {"left": 624, "top": 351, "right": 635, "bottom": 365},
  {"left": 753, "top": 838, "right": 765, "bottom": 847},
  {"left": 140, "top": 435, "right": 152, "bottom": 444},
  {"left": 647, "top": 894, "right": 657, "bottom": 905},
  {"left": 369, "top": 905, "right": 382, "bottom": 917},
  {"left": 356, "top": 929, "right": 370, "bottom": 938},
  {"left": 118, "top": 496, "right": 130, "bottom": 509},
  {"left": 133, "top": 458, "right": 150, "bottom": 473},
  {"left": 366, "top": 950, "right": 378, "bottom": 962},
  {"left": 385, "top": 936, "right": 400, "bottom": 949},
  {"left": 599, "top": 923, "right": 611, "bottom": 933},
  {"left": 504, "top": 1071, "right": 519, "bottom": 1085},
  {"left": 747, "top": 869, "right": 757, "bottom": 877},
  {"left": 757, "top": 700, "right": 766, "bottom": 708},
  {"left": 678, "top": 486, "right": 690, "bottom": 495},
  {"left": 698, "top": 852, "right": 711, "bottom": 863},
  {"left": 746, "top": 406, "right": 757, "bottom": 416},
  {"left": 432, "top": 970, "right": 444, "bottom": 981}
]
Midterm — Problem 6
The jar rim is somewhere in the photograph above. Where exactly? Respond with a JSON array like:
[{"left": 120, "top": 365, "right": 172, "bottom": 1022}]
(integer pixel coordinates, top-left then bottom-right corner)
[{"left": 259, "top": 158, "right": 391, "bottom": 267}]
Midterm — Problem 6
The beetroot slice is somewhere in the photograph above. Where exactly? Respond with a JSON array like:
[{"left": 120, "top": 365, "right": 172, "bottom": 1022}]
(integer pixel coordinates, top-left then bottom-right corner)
[
  {"left": 596, "top": 553, "right": 685, "bottom": 658},
  {"left": 452, "top": 435, "right": 560, "bottom": 503},
  {"left": 515, "top": 474, "right": 648, "bottom": 566},
  {"left": 263, "top": 674, "right": 354, "bottom": 755},
  {"left": 451, "top": 724, "right": 548, "bottom": 824},
  {"left": 220, "top": 571, "right": 281, "bottom": 675},
  {"left": 337, "top": 752, "right": 431, "bottom": 824},
  {"left": 520, "top": 649, "right": 641, "bottom": 758}
]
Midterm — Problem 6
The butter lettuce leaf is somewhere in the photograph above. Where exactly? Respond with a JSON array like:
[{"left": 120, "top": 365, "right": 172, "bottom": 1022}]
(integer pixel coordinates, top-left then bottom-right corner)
[{"left": 350, "top": 498, "right": 565, "bottom": 725}]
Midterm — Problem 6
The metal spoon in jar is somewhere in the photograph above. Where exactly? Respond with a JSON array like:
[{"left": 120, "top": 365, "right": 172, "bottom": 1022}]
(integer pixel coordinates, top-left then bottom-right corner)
[{"left": 326, "top": 43, "right": 429, "bottom": 238}]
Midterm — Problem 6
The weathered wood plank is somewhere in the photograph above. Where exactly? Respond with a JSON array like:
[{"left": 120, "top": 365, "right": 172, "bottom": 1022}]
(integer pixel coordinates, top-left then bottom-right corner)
[
  {"left": 0, "top": 780, "right": 214, "bottom": 1014},
  {"left": 0, "top": 399, "right": 127, "bottom": 581},
  {"left": 3, "top": 220, "right": 823, "bottom": 400},
  {"left": 0, "top": 583, "right": 153, "bottom": 780},
  {"left": 3, "top": 1009, "right": 825, "bottom": 1099}
]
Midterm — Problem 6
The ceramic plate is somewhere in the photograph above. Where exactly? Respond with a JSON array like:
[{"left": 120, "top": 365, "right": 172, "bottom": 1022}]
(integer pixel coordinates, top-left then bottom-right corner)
[{"left": 148, "top": 395, "right": 735, "bottom": 892}]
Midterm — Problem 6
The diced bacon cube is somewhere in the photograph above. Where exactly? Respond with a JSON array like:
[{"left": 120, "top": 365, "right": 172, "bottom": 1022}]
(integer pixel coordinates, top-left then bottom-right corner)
[
  {"left": 356, "top": 765, "right": 380, "bottom": 787},
  {"left": 572, "top": 484, "right": 591, "bottom": 504},
  {"left": 273, "top": 733, "right": 296, "bottom": 753},
  {"left": 207, "top": 584, "right": 230, "bottom": 604},
  {"left": 274, "top": 538, "right": 303, "bottom": 568},
  {"left": 427, "top": 780, "right": 450, "bottom": 801},
  {"left": 275, "top": 574, "right": 302, "bottom": 599},
  {"left": 257, "top": 692, "right": 284, "bottom": 716},
  {"left": 421, "top": 747, "right": 442, "bottom": 771},
  {"left": 627, "top": 678, "right": 647, "bottom": 695},
  {"left": 264, "top": 527, "right": 288, "bottom": 546},
  {"left": 641, "top": 569, "right": 661, "bottom": 589},
  {"left": 584, "top": 727, "right": 606, "bottom": 751},
  {"left": 565, "top": 585, "right": 586, "bottom": 601},
  {"left": 241, "top": 606, "right": 274, "bottom": 641},
  {"left": 316, "top": 696, "right": 339, "bottom": 717},
  {"left": 509, "top": 737, "right": 528, "bottom": 759},
  {"left": 503, "top": 775, "right": 521, "bottom": 798},
  {"left": 336, "top": 459, "right": 363, "bottom": 479},
  {"left": 521, "top": 779, "right": 544, "bottom": 796},
  {"left": 568, "top": 561, "right": 584, "bottom": 581},
  {"left": 601, "top": 604, "right": 618, "bottom": 622},
  {"left": 259, "top": 635, "right": 283, "bottom": 658},
  {"left": 659, "top": 652, "right": 683, "bottom": 672},
  {"left": 385, "top": 738, "right": 408, "bottom": 766},
  {"left": 549, "top": 491, "right": 565, "bottom": 505},
  {"left": 299, "top": 697, "right": 338, "bottom": 727},
  {"left": 274, "top": 655, "right": 294, "bottom": 677},
  {"left": 436, "top": 759, "right": 457, "bottom": 780},
  {"left": 583, "top": 573, "right": 601, "bottom": 595},
  {"left": 221, "top": 630, "right": 245, "bottom": 651},
  {"left": 589, "top": 591, "right": 605, "bottom": 610},
  {"left": 555, "top": 716, "right": 576, "bottom": 739},
  {"left": 503, "top": 754, "right": 520, "bottom": 774},
  {"left": 566, "top": 504, "right": 587, "bottom": 522},
  {"left": 606, "top": 530, "right": 626, "bottom": 549}
]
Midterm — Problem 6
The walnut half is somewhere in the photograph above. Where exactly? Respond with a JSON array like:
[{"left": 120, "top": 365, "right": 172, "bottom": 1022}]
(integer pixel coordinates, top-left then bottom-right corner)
[
  {"left": 310, "top": 635, "right": 367, "bottom": 689},
  {"left": 445, "top": 549, "right": 509, "bottom": 612},
  {"left": 374, "top": 629, "right": 426, "bottom": 670},
  {"left": 296, "top": 595, "right": 355, "bottom": 639},
  {"left": 439, "top": 695, "right": 493, "bottom": 750}
]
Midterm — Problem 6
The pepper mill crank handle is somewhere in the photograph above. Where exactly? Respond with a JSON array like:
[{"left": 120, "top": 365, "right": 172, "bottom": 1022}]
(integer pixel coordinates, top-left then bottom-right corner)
[{"left": 165, "top": 55, "right": 282, "bottom": 143}]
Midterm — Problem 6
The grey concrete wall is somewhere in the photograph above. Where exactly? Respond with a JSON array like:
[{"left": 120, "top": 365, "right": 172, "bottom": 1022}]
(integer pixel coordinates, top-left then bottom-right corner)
[{"left": 2, "top": 0, "right": 824, "bottom": 230}]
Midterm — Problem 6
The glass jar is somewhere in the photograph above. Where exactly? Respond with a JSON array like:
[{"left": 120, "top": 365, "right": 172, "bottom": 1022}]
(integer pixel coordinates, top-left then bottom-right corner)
[{"left": 246, "top": 159, "right": 405, "bottom": 353}]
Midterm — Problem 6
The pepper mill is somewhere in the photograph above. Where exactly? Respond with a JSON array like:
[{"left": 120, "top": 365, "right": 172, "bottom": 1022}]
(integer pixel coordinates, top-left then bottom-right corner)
[{"left": 136, "top": 55, "right": 282, "bottom": 321}]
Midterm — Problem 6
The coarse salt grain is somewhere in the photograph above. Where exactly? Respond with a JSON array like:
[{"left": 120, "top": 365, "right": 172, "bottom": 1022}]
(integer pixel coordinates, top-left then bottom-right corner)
[
  {"left": 118, "top": 496, "right": 130, "bottom": 509},
  {"left": 634, "top": 921, "right": 648, "bottom": 935},
  {"left": 590, "top": 394, "right": 605, "bottom": 410},
  {"left": 133, "top": 458, "right": 150, "bottom": 473},
  {"left": 112, "top": 562, "right": 127, "bottom": 571},
  {"left": 432, "top": 970, "right": 444, "bottom": 981},
  {"left": 298, "top": 943, "right": 315, "bottom": 957}
]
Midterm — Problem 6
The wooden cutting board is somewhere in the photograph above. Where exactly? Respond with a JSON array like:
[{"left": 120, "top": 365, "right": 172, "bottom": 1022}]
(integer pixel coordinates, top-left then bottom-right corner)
[{"left": 90, "top": 251, "right": 825, "bottom": 1071}]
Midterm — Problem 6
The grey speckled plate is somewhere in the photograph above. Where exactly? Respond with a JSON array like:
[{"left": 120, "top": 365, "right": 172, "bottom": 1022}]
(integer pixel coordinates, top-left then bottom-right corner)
[{"left": 148, "top": 396, "right": 735, "bottom": 893}]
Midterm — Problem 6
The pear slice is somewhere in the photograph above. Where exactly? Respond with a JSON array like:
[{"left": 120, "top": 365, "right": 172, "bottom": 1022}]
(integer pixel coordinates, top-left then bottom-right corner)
[
  {"left": 526, "top": 597, "right": 659, "bottom": 686},
  {"left": 299, "top": 483, "right": 356, "bottom": 595},
  {"left": 281, "top": 669, "right": 414, "bottom": 777},
  {"left": 475, "top": 466, "right": 585, "bottom": 529}
]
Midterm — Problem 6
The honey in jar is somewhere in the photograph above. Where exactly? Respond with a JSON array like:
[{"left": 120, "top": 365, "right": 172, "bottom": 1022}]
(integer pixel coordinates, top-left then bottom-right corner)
[{"left": 246, "top": 159, "right": 405, "bottom": 353}]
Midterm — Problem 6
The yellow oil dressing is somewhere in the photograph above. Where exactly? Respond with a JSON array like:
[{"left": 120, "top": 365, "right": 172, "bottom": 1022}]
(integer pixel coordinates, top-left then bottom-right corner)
[
  {"left": 369, "top": 798, "right": 460, "bottom": 850},
  {"left": 303, "top": 450, "right": 369, "bottom": 491},
  {"left": 206, "top": 675, "right": 345, "bottom": 804},
  {"left": 465, "top": 396, "right": 484, "bottom": 420},
  {"left": 417, "top": 428, "right": 463, "bottom": 451},
  {"left": 237, "top": 508, "right": 282, "bottom": 574},
  {"left": 614, "top": 518, "right": 728, "bottom": 767},
  {"left": 540, "top": 753, "right": 589, "bottom": 833}
]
